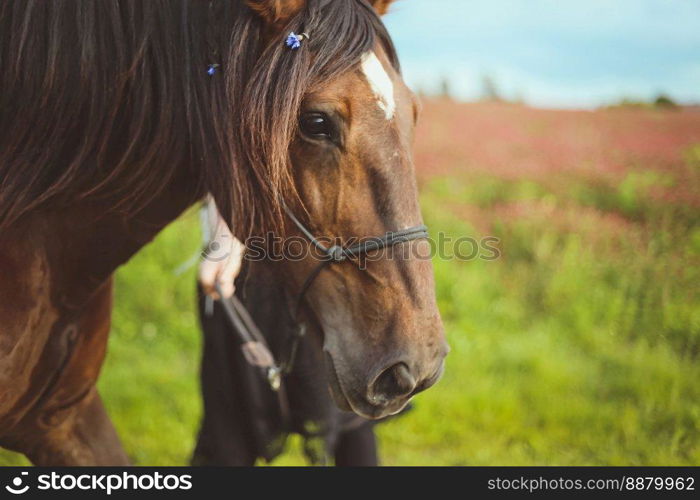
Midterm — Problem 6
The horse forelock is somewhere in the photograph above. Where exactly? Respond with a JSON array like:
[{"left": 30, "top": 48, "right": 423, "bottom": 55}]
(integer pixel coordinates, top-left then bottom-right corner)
[{"left": 0, "top": 0, "right": 397, "bottom": 238}]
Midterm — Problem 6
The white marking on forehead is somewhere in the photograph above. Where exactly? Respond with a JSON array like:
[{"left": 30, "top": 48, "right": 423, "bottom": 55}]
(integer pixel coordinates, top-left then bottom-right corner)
[{"left": 360, "top": 51, "right": 396, "bottom": 120}]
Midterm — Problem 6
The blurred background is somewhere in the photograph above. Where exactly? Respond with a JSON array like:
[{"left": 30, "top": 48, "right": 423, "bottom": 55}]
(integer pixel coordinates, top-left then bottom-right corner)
[
  {"left": 387, "top": 0, "right": 700, "bottom": 108},
  {"left": 1, "top": 0, "right": 698, "bottom": 465}
]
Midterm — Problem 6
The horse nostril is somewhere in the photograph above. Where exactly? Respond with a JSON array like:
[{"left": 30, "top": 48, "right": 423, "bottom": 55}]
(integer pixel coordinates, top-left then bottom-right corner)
[
  {"left": 441, "top": 341, "right": 451, "bottom": 358},
  {"left": 368, "top": 362, "right": 416, "bottom": 406}
]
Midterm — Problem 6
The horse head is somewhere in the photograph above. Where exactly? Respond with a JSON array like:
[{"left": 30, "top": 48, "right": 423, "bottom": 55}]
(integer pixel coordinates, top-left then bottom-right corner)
[{"left": 244, "top": 0, "right": 448, "bottom": 420}]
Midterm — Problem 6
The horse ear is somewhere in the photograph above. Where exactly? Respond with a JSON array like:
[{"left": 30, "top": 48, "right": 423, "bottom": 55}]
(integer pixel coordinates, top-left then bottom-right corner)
[
  {"left": 245, "top": 0, "right": 307, "bottom": 28},
  {"left": 368, "top": 0, "right": 396, "bottom": 16}
]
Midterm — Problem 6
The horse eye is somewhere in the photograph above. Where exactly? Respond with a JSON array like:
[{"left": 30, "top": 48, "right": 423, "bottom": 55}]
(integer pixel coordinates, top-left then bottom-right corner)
[{"left": 299, "top": 112, "right": 333, "bottom": 140}]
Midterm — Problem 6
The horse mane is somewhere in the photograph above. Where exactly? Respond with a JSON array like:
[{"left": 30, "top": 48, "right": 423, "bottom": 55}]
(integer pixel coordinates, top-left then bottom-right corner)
[{"left": 0, "top": 0, "right": 398, "bottom": 237}]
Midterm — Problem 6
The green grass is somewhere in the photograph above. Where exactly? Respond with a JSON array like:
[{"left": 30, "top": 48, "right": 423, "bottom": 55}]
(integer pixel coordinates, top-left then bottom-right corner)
[
  {"left": 1, "top": 151, "right": 699, "bottom": 466},
  {"left": 376, "top": 174, "right": 700, "bottom": 465}
]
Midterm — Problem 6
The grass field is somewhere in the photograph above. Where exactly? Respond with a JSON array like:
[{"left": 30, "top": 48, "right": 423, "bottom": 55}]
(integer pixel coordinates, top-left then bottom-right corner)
[{"left": 1, "top": 100, "right": 699, "bottom": 465}]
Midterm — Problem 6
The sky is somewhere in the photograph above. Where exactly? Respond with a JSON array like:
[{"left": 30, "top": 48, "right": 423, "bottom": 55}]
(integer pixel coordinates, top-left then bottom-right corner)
[{"left": 382, "top": 0, "right": 700, "bottom": 108}]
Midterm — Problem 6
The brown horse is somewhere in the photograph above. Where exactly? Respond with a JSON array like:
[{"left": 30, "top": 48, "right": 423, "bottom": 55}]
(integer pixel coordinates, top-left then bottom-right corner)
[{"left": 0, "top": 0, "right": 447, "bottom": 465}]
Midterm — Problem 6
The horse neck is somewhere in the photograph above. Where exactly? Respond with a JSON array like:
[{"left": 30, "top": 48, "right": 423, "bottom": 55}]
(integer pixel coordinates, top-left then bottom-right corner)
[{"left": 14, "top": 166, "right": 203, "bottom": 311}]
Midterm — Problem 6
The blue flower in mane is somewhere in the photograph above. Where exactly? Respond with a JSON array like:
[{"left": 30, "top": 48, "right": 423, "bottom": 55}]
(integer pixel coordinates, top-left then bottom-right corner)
[
  {"left": 207, "top": 64, "right": 220, "bottom": 76},
  {"left": 286, "top": 32, "right": 302, "bottom": 50}
]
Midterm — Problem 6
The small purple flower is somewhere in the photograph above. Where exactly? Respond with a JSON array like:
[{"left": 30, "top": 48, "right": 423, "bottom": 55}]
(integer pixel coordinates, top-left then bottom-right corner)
[
  {"left": 286, "top": 32, "right": 302, "bottom": 50},
  {"left": 207, "top": 64, "right": 220, "bottom": 76}
]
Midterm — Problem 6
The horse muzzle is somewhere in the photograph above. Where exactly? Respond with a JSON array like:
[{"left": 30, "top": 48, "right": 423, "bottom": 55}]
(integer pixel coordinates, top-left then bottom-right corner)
[{"left": 324, "top": 348, "right": 448, "bottom": 420}]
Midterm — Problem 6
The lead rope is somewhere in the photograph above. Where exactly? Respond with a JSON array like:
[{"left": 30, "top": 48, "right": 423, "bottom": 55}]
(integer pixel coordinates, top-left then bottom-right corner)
[
  {"left": 213, "top": 284, "right": 284, "bottom": 391},
  {"left": 213, "top": 284, "right": 291, "bottom": 431}
]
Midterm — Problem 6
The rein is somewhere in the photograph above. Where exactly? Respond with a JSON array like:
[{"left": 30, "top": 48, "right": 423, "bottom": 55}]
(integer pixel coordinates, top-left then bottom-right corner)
[{"left": 216, "top": 207, "right": 429, "bottom": 392}]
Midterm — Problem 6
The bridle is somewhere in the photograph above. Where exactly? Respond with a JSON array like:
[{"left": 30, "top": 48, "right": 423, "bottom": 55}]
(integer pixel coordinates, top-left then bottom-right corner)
[
  {"left": 283, "top": 204, "right": 429, "bottom": 315},
  {"left": 278, "top": 204, "right": 429, "bottom": 372},
  {"left": 215, "top": 205, "right": 429, "bottom": 391}
]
